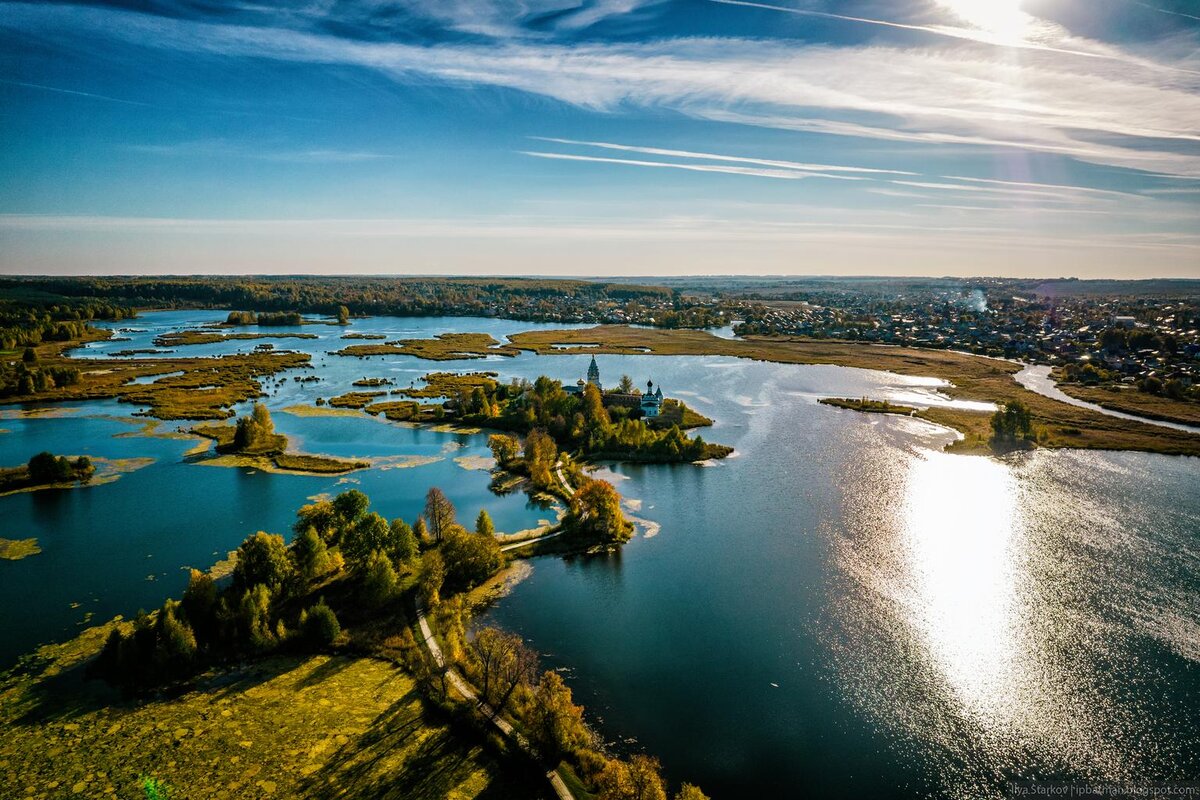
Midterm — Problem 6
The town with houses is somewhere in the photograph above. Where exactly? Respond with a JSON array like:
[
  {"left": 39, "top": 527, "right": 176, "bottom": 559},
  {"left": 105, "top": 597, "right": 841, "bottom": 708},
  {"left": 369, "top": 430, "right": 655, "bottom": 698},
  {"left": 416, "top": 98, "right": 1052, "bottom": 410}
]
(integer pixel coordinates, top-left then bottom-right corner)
[{"left": 717, "top": 280, "right": 1200, "bottom": 403}]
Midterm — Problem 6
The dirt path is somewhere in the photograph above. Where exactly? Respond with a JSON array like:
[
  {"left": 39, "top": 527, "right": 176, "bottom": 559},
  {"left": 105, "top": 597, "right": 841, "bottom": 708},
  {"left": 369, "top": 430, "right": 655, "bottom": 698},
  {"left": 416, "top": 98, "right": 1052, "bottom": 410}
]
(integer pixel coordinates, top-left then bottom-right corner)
[{"left": 415, "top": 599, "right": 574, "bottom": 800}]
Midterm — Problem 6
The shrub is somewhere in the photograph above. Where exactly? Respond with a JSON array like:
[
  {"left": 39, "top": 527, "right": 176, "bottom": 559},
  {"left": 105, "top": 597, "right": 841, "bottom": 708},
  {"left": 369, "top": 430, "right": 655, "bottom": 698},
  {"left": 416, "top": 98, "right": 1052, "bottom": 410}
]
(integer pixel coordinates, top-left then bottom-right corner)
[{"left": 300, "top": 600, "right": 340, "bottom": 647}]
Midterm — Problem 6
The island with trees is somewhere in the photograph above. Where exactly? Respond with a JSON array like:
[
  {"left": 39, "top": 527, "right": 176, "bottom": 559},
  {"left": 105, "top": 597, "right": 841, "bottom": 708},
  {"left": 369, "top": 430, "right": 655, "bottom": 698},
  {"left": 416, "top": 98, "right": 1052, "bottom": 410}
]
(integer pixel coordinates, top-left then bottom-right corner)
[
  {"left": 191, "top": 403, "right": 369, "bottom": 474},
  {"left": 0, "top": 451, "right": 95, "bottom": 494}
]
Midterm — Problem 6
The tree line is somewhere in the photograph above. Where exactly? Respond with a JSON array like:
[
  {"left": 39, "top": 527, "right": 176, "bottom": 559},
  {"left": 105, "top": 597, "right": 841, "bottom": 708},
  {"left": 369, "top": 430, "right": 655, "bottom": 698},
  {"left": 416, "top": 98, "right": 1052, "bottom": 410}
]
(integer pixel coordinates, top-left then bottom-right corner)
[{"left": 2, "top": 276, "right": 731, "bottom": 329}]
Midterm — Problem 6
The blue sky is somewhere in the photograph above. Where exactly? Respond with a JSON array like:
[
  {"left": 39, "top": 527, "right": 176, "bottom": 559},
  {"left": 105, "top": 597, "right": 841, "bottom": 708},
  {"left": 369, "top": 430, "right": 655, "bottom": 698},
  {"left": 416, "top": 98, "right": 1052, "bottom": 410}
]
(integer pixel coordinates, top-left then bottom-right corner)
[{"left": 1, "top": 0, "right": 1198, "bottom": 277}]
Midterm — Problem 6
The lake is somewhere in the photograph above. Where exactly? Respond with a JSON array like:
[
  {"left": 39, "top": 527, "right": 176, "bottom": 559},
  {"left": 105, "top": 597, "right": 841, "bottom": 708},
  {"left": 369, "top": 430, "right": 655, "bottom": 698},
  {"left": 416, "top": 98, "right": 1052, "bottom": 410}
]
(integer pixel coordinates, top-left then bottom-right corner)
[{"left": 3, "top": 311, "right": 1198, "bottom": 799}]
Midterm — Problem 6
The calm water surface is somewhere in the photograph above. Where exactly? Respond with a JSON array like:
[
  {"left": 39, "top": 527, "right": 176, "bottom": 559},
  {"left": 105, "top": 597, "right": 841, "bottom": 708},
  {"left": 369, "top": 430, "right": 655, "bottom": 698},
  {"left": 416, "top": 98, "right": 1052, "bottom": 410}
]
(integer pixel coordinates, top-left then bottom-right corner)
[{"left": 3, "top": 311, "right": 1198, "bottom": 799}]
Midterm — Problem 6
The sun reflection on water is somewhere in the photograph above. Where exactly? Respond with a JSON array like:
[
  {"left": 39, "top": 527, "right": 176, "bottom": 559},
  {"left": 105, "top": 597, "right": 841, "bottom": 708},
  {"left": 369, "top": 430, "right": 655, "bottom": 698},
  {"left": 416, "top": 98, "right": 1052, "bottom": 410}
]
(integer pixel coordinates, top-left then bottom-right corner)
[{"left": 903, "top": 452, "right": 1023, "bottom": 723}]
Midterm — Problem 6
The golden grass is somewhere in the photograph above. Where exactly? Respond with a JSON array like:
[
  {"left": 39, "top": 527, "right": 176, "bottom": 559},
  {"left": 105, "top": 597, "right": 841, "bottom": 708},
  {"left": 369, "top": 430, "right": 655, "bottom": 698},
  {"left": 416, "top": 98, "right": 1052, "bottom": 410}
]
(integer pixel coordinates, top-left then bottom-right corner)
[
  {"left": 0, "top": 537, "right": 40, "bottom": 560},
  {"left": 396, "top": 371, "right": 500, "bottom": 398},
  {"left": 279, "top": 404, "right": 367, "bottom": 419},
  {"left": 273, "top": 453, "right": 370, "bottom": 473},
  {"left": 334, "top": 332, "right": 521, "bottom": 360},
  {"left": 508, "top": 326, "right": 1200, "bottom": 457},
  {"left": 1052, "top": 381, "right": 1200, "bottom": 427},
  {"left": 0, "top": 625, "right": 547, "bottom": 799},
  {"left": 153, "top": 330, "right": 319, "bottom": 347}
]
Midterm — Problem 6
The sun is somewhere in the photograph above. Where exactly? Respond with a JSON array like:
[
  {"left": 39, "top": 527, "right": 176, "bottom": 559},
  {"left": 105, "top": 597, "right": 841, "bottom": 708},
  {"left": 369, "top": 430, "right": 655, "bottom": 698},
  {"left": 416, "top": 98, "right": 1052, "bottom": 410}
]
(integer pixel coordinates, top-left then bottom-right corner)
[{"left": 934, "top": 0, "right": 1033, "bottom": 42}]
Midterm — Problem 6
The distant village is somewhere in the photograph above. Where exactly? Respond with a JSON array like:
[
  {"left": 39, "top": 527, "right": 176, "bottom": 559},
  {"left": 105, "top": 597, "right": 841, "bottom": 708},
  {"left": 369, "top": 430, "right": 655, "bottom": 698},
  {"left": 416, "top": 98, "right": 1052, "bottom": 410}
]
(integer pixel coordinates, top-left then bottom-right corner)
[{"left": 727, "top": 284, "right": 1200, "bottom": 401}]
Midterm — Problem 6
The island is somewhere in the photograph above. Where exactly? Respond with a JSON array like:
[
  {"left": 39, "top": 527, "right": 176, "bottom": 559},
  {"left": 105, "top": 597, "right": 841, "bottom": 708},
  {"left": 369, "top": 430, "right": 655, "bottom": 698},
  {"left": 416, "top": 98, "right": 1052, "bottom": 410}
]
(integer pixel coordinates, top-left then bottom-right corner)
[
  {"left": 191, "top": 404, "right": 369, "bottom": 475},
  {"left": 0, "top": 450, "right": 95, "bottom": 494}
]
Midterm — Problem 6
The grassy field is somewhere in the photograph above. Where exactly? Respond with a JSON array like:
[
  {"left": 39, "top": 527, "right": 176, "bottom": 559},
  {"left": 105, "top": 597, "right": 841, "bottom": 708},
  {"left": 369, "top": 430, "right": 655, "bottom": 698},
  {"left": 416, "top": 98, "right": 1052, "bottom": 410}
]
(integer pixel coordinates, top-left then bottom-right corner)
[
  {"left": 0, "top": 623, "right": 551, "bottom": 800},
  {"left": 507, "top": 326, "right": 1200, "bottom": 457}
]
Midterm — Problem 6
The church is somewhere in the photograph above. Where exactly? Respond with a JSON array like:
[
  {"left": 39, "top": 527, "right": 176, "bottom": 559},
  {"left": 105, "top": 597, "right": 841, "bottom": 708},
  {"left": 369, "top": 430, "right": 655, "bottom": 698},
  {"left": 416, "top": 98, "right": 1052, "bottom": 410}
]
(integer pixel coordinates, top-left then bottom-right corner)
[{"left": 565, "top": 355, "right": 663, "bottom": 418}]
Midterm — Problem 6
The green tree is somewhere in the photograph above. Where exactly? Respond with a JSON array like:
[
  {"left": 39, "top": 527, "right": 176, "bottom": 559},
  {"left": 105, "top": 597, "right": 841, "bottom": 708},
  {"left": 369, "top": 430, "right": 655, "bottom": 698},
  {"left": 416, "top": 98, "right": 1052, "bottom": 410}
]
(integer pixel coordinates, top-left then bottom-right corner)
[
  {"left": 417, "top": 550, "right": 446, "bottom": 606},
  {"left": 232, "top": 402, "right": 277, "bottom": 452},
  {"left": 27, "top": 451, "right": 73, "bottom": 483},
  {"left": 181, "top": 569, "right": 218, "bottom": 648},
  {"left": 21, "top": 346, "right": 37, "bottom": 364},
  {"left": 674, "top": 785, "right": 710, "bottom": 800},
  {"left": 990, "top": 400, "right": 1034, "bottom": 446},
  {"left": 336, "top": 305, "right": 350, "bottom": 325},
  {"left": 291, "top": 526, "right": 333, "bottom": 581},
  {"left": 232, "top": 532, "right": 294, "bottom": 594},
  {"left": 154, "top": 601, "right": 198, "bottom": 676},
  {"left": 475, "top": 509, "right": 495, "bottom": 538},
  {"left": 567, "top": 479, "right": 633, "bottom": 544},
  {"left": 441, "top": 526, "right": 503, "bottom": 591},
  {"left": 424, "top": 487, "right": 457, "bottom": 542},
  {"left": 413, "top": 515, "right": 429, "bottom": 545},
  {"left": 390, "top": 518, "right": 419, "bottom": 563},
  {"left": 361, "top": 549, "right": 398, "bottom": 607},
  {"left": 299, "top": 599, "right": 340, "bottom": 647},
  {"left": 333, "top": 489, "right": 370, "bottom": 526},
  {"left": 236, "top": 584, "right": 276, "bottom": 650},
  {"left": 342, "top": 511, "right": 391, "bottom": 567},
  {"left": 617, "top": 374, "right": 636, "bottom": 394},
  {"left": 294, "top": 499, "right": 338, "bottom": 543}
]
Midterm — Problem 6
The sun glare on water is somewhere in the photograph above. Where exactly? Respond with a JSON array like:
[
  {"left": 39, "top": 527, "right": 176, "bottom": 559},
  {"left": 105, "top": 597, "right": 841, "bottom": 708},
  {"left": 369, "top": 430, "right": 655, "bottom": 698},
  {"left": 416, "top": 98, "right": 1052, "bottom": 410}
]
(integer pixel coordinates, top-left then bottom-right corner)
[{"left": 902, "top": 451, "right": 1023, "bottom": 722}]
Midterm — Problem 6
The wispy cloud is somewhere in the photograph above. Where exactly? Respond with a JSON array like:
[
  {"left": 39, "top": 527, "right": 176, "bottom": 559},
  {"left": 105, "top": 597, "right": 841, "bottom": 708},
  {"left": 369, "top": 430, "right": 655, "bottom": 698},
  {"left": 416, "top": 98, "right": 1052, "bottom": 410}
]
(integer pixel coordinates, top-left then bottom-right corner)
[
  {"left": 0, "top": 77, "right": 151, "bottom": 106},
  {"left": 522, "top": 150, "right": 867, "bottom": 180},
  {"left": 531, "top": 137, "right": 917, "bottom": 175}
]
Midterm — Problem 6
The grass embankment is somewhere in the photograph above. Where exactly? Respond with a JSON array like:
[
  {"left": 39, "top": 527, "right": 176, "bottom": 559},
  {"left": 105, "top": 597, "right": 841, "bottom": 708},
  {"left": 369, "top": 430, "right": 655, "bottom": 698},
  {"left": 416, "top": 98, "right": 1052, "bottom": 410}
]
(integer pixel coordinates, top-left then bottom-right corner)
[
  {"left": 507, "top": 325, "right": 1200, "bottom": 457},
  {"left": 1050, "top": 376, "right": 1200, "bottom": 427},
  {"left": 3, "top": 333, "right": 310, "bottom": 420},
  {"left": 819, "top": 397, "right": 919, "bottom": 415},
  {"left": 0, "top": 625, "right": 550, "bottom": 799},
  {"left": 334, "top": 333, "right": 522, "bottom": 360},
  {"left": 0, "top": 537, "right": 40, "bottom": 560},
  {"left": 153, "top": 331, "right": 319, "bottom": 347}
]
